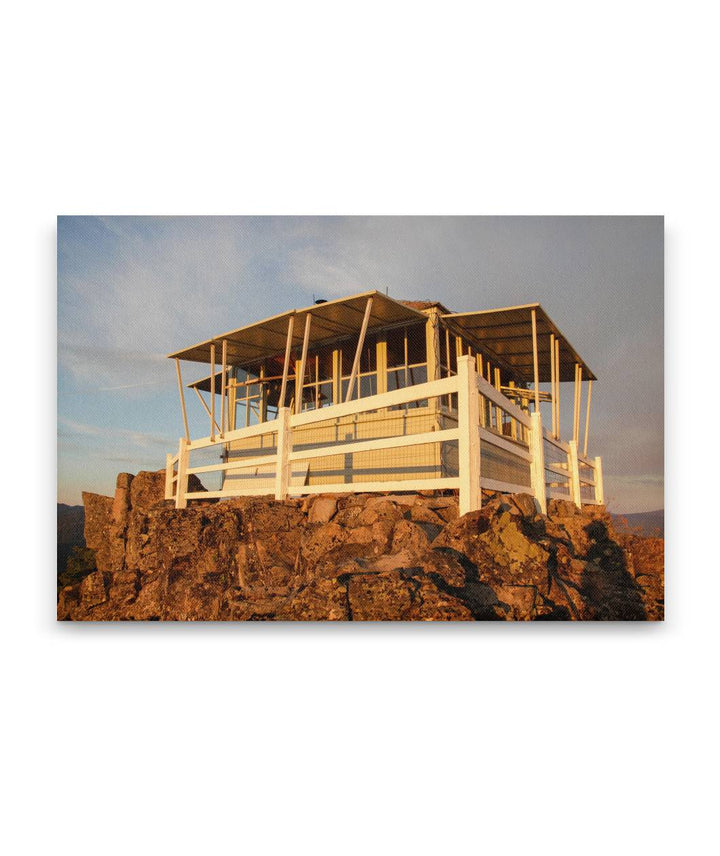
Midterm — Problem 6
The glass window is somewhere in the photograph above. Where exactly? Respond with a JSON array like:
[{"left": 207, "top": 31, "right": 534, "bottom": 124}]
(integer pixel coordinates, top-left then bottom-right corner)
[
  {"left": 386, "top": 324, "right": 428, "bottom": 409},
  {"left": 340, "top": 333, "right": 378, "bottom": 401}
]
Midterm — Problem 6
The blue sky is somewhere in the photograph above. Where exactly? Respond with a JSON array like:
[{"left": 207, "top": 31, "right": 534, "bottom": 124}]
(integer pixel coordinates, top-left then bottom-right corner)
[{"left": 57, "top": 215, "right": 663, "bottom": 512}]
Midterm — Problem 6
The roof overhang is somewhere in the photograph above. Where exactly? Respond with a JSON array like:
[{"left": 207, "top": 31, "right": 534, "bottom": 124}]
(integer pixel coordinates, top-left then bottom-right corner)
[
  {"left": 168, "top": 290, "right": 426, "bottom": 366},
  {"left": 443, "top": 303, "right": 596, "bottom": 383}
]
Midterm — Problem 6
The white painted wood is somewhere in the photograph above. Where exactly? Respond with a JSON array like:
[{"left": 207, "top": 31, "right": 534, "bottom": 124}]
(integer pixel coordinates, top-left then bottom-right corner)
[
  {"left": 188, "top": 454, "right": 279, "bottom": 475},
  {"left": 568, "top": 439, "right": 582, "bottom": 508},
  {"left": 292, "top": 376, "right": 457, "bottom": 428},
  {"left": 478, "top": 427, "right": 532, "bottom": 462},
  {"left": 583, "top": 378, "right": 593, "bottom": 457},
  {"left": 175, "top": 438, "right": 189, "bottom": 509},
  {"left": 274, "top": 407, "right": 291, "bottom": 500},
  {"left": 529, "top": 410, "right": 547, "bottom": 514},
  {"left": 279, "top": 314, "right": 295, "bottom": 409},
  {"left": 594, "top": 455, "right": 604, "bottom": 504},
  {"left": 481, "top": 477, "right": 533, "bottom": 495},
  {"left": 457, "top": 355, "right": 481, "bottom": 515},
  {"left": 174, "top": 358, "right": 190, "bottom": 441},
  {"left": 165, "top": 453, "right": 174, "bottom": 500},
  {"left": 185, "top": 487, "right": 275, "bottom": 499},
  {"left": 220, "top": 339, "right": 227, "bottom": 436},
  {"left": 345, "top": 297, "right": 373, "bottom": 402},
  {"left": 189, "top": 419, "right": 279, "bottom": 450},
  {"left": 288, "top": 428, "right": 459, "bottom": 463},
  {"left": 295, "top": 313, "right": 312, "bottom": 415},
  {"left": 288, "top": 477, "right": 460, "bottom": 496},
  {"left": 550, "top": 332, "right": 556, "bottom": 437},
  {"left": 542, "top": 428, "right": 570, "bottom": 454},
  {"left": 476, "top": 374, "right": 531, "bottom": 427},
  {"left": 554, "top": 336, "right": 560, "bottom": 439},
  {"left": 193, "top": 387, "right": 221, "bottom": 434},
  {"left": 531, "top": 307, "right": 540, "bottom": 411},
  {"left": 210, "top": 343, "right": 216, "bottom": 443}
]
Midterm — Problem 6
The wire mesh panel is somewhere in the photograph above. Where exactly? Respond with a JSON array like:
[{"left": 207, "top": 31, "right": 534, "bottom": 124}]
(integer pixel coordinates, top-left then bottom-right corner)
[{"left": 544, "top": 437, "right": 571, "bottom": 498}]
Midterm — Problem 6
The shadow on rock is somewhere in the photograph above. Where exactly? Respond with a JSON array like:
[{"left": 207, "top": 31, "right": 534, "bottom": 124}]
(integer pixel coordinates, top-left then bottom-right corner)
[
  {"left": 581, "top": 520, "right": 646, "bottom": 620},
  {"left": 431, "top": 547, "right": 505, "bottom": 620}
]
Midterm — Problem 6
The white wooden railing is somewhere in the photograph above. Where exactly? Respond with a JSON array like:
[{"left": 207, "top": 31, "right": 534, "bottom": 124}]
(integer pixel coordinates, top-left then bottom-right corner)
[{"left": 166, "top": 355, "right": 603, "bottom": 515}]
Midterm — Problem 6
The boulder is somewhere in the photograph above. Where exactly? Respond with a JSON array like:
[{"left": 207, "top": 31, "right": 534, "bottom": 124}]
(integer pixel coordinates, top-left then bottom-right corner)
[{"left": 308, "top": 495, "right": 338, "bottom": 524}]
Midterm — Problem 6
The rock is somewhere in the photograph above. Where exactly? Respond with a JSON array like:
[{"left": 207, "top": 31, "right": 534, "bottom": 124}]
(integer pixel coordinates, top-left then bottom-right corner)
[
  {"left": 111, "top": 472, "right": 134, "bottom": 526},
  {"left": 82, "top": 492, "right": 113, "bottom": 551},
  {"left": 347, "top": 572, "right": 415, "bottom": 620},
  {"left": 308, "top": 495, "right": 338, "bottom": 523},
  {"left": 61, "top": 482, "right": 663, "bottom": 621},
  {"left": 510, "top": 493, "right": 537, "bottom": 518},
  {"left": 79, "top": 571, "right": 108, "bottom": 608}
]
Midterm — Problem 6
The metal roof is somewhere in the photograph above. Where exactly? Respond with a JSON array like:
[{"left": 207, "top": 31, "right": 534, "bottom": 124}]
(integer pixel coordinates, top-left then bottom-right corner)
[
  {"left": 443, "top": 303, "right": 596, "bottom": 383},
  {"left": 168, "top": 290, "right": 425, "bottom": 365}
]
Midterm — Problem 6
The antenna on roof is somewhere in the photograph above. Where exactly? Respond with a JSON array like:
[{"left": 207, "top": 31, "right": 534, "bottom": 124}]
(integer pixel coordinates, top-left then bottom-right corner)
[{"left": 386, "top": 286, "right": 388, "bottom": 296}]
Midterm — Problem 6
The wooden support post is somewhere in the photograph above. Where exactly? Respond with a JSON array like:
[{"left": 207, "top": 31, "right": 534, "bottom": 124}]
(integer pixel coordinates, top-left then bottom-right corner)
[
  {"left": 345, "top": 297, "right": 373, "bottom": 402},
  {"left": 209, "top": 343, "right": 216, "bottom": 443},
  {"left": 530, "top": 411, "right": 547, "bottom": 515},
  {"left": 568, "top": 439, "right": 582, "bottom": 508},
  {"left": 193, "top": 387, "right": 221, "bottom": 434},
  {"left": 550, "top": 333, "right": 556, "bottom": 438},
  {"left": 174, "top": 358, "right": 190, "bottom": 442},
  {"left": 494, "top": 367, "right": 503, "bottom": 432},
  {"left": 575, "top": 366, "right": 583, "bottom": 445},
  {"left": 531, "top": 308, "right": 540, "bottom": 412},
  {"left": 220, "top": 339, "right": 227, "bottom": 436},
  {"left": 165, "top": 453, "right": 174, "bottom": 500},
  {"left": 554, "top": 337, "right": 560, "bottom": 439},
  {"left": 425, "top": 308, "right": 441, "bottom": 382},
  {"left": 457, "top": 355, "right": 481, "bottom": 515},
  {"left": 594, "top": 455, "right": 604, "bottom": 505},
  {"left": 476, "top": 353, "right": 486, "bottom": 428},
  {"left": 295, "top": 313, "right": 312, "bottom": 415},
  {"left": 175, "top": 438, "right": 189, "bottom": 509},
  {"left": 572, "top": 363, "right": 578, "bottom": 442},
  {"left": 279, "top": 314, "right": 295, "bottom": 409},
  {"left": 274, "top": 407, "right": 291, "bottom": 500},
  {"left": 583, "top": 379, "right": 593, "bottom": 457}
]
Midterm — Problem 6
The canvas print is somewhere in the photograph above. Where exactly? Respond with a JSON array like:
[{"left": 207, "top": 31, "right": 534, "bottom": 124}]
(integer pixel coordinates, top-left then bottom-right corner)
[{"left": 57, "top": 216, "right": 664, "bottom": 621}]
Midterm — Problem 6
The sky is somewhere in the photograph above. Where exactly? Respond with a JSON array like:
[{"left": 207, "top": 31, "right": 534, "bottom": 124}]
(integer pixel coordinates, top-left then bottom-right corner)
[{"left": 57, "top": 216, "right": 663, "bottom": 512}]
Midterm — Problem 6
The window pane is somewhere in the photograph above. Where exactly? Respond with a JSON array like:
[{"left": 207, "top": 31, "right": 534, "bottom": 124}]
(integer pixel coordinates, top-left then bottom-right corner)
[
  {"left": 406, "top": 324, "right": 426, "bottom": 365},
  {"left": 359, "top": 374, "right": 377, "bottom": 398},
  {"left": 386, "top": 329, "right": 405, "bottom": 369}
]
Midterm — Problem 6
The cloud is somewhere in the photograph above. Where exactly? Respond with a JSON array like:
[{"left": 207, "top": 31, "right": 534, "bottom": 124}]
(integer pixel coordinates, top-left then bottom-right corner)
[{"left": 58, "top": 417, "right": 174, "bottom": 449}]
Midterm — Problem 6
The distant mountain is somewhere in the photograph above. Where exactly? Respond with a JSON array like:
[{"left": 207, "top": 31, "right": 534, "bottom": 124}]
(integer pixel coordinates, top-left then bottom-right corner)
[
  {"left": 57, "top": 504, "right": 85, "bottom": 545},
  {"left": 612, "top": 509, "right": 664, "bottom": 537}
]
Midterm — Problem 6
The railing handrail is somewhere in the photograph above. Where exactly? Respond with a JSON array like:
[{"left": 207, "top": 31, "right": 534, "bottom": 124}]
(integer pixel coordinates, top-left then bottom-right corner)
[{"left": 167, "top": 354, "right": 603, "bottom": 512}]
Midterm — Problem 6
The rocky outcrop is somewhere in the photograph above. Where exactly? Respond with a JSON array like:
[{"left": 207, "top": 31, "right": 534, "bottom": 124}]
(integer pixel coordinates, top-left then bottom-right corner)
[{"left": 58, "top": 472, "right": 664, "bottom": 621}]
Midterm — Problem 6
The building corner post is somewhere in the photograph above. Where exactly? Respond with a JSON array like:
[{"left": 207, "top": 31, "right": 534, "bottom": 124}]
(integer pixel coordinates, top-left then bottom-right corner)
[
  {"left": 594, "top": 455, "right": 604, "bottom": 505},
  {"left": 175, "top": 438, "right": 189, "bottom": 510},
  {"left": 274, "top": 407, "right": 292, "bottom": 501},
  {"left": 457, "top": 355, "right": 481, "bottom": 516},
  {"left": 568, "top": 439, "right": 582, "bottom": 508},
  {"left": 530, "top": 411, "right": 547, "bottom": 515}
]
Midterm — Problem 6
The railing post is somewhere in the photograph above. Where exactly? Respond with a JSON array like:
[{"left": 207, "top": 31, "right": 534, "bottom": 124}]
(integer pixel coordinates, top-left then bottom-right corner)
[
  {"left": 457, "top": 355, "right": 481, "bottom": 515},
  {"left": 175, "top": 438, "right": 189, "bottom": 509},
  {"left": 568, "top": 439, "right": 582, "bottom": 508},
  {"left": 165, "top": 453, "right": 174, "bottom": 500},
  {"left": 274, "top": 407, "right": 292, "bottom": 501},
  {"left": 594, "top": 455, "right": 604, "bottom": 505},
  {"left": 530, "top": 411, "right": 547, "bottom": 515}
]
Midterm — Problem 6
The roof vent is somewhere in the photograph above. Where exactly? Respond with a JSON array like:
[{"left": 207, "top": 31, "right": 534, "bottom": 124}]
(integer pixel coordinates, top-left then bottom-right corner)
[{"left": 314, "top": 298, "right": 327, "bottom": 304}]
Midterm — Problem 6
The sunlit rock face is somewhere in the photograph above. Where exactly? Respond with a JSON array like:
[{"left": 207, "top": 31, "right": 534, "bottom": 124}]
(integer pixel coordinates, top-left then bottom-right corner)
[{"left": 60, "top": 473, "right": 663, "bottom": 622}]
